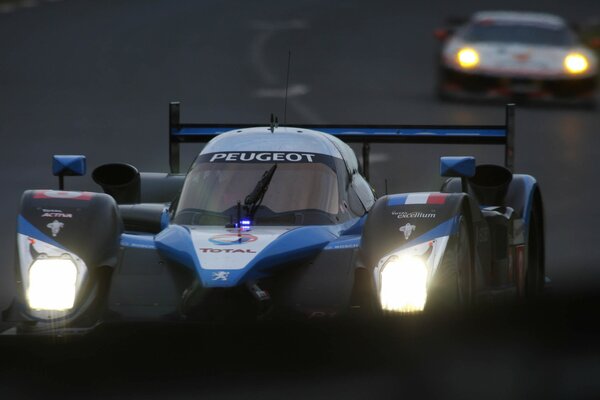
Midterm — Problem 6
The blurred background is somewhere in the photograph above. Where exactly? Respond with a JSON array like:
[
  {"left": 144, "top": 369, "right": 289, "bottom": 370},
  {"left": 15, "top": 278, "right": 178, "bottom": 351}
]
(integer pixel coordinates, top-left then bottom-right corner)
[{"left": 0, "top": 0, "right": 599, "bottom": 398}]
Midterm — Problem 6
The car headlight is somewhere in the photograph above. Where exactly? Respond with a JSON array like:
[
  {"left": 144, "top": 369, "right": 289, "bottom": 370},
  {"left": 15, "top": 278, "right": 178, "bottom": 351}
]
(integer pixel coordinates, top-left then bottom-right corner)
[
  {"left": 564, "top": 53, "right": 589, "bottom": 74},
  {"left": 27, "top": 257, "right": 78, "bottom": 311},
  {"left": 456, "top": 48, "right": 480, "bottom": 69},
  {"left": 379, "top": 255, "right": 428, "bottom": 313}
]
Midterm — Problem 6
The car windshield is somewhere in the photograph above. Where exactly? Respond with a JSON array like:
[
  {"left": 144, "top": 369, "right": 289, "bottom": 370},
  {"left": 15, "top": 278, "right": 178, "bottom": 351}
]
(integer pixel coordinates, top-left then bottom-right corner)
[
  {"left": 462, "top": 23, "right": 575, "bottom": 46},
  {"left": 174, "top": 157, "right": 340, "bottom": 226}
]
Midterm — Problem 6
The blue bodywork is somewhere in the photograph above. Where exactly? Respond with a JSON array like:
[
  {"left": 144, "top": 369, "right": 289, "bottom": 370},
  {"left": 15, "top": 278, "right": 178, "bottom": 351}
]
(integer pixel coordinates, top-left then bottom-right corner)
[
  {"left": 138, "top": 220, "right": 361, "bottom": 288},
  {"left": 111, "top": 211, "right": 463, "bottom": 290}
]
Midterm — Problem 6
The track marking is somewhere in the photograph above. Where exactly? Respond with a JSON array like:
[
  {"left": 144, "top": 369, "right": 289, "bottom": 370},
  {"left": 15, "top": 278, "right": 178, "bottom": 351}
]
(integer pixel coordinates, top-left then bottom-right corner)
[
  {"left": 20, "top": 0, "right": 39, "bottom": 8},
  {"left": 255, "top": 84, "right": 310, "bottom": 98},
  {"left": 249, "top": 19, "right": 325, "bottom": 124},
  {"left": 0, "top": 0, "right": 63, "bottom": 14},
  {"left": 0, "top": 3, "right": 17, "bottom": 13}
]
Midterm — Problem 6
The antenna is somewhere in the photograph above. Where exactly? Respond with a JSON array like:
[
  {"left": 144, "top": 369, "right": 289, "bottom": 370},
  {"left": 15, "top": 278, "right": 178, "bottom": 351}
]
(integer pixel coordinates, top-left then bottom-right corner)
[
  {"left": 283, "top": 50, "right": 291, "bottom": 125},
  {"left": 269, "top": 113, "right": 279, "bottom": 132}
]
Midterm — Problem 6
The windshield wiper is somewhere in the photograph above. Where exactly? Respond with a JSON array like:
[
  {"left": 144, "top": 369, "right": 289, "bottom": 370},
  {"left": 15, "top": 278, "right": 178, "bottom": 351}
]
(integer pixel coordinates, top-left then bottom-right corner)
[{"left": 244, "top": 164, "right": 278, "bottom": 221}]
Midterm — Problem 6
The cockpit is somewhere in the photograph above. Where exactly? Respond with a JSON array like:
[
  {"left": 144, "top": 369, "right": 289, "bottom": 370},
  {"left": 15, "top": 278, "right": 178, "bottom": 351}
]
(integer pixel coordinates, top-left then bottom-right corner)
[{"left": 174, "top": 151, "right": 344, "bottom": 226}]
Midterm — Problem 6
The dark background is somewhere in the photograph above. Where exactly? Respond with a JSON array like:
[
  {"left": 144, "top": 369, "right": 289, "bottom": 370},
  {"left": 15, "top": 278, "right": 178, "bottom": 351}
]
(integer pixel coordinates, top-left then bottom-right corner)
[{"left": 1, "top": 0, "right": 599, "bottom": 398}]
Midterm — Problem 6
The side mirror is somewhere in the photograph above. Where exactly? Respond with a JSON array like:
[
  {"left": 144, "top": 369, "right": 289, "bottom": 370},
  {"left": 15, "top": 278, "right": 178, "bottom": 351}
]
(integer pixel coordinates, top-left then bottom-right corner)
[
  {"left": 440, "top": 156, "right": 476, "bottom": 178},
  {"left": 52, "top": 155, "right": 86, "bottom": 190}
]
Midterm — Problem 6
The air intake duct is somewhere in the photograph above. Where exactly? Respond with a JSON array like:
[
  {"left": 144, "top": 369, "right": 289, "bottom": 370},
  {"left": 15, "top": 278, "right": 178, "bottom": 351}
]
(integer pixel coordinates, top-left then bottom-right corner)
[
  {"left": 468, "top": 164, "right": 512, "bottom": 205},
  {"left": 92, "top": 163, "right": 141, "bottom": 204}
]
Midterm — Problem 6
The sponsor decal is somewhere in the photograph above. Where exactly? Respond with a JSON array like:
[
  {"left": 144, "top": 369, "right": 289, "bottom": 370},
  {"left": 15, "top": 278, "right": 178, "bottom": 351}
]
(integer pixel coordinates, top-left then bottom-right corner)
[
  {"left": 209, "top": 233, "right": 258, "bottom": 245},
  {"left": 199, "top": 248, "right": 257, "bottom": 254},
  {"left": 392, "top": 210, "right": 436, "bottom": 219},
  {"left": 46, "top": 220, "right": 64, "bottom": 237},
  {"left": 399, "top": 223, "right": 416, "bottom": 240},
  {"left": 41, "top": 209, "right": 73, "bottom": 218},
  {"left": 327, "top": 243, "right": 359, "bottom": 250},
  {"left": 34, "top": 190, "right": 92, "bottom": 201},
  {"left": 209, "top": 152, "right": 315, "bottom": 163},
  {"left": 388, "top": 193, "right": 447, "bottom": 206},
  {"left": 212, "top": 271, "right": 230, "bottom": 281},
  {"left": 191, "top": 227, "right": 287, "bottom": 271}
]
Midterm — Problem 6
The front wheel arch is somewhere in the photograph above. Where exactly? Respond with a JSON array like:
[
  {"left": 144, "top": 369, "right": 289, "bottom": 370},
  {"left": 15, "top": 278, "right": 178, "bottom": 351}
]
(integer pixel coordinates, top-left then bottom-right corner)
[{"left": 426, "top": 211, "right": 475, "bottom": 312}]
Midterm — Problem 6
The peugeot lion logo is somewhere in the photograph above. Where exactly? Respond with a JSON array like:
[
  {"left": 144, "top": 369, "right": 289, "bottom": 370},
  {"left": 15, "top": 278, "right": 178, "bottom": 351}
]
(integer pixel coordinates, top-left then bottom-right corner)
[
  {"left": 399, "top": 223, "right": 416, "bottom": 240},
  {"left": 47, "top": 220, "right": 64, "bottom": 237},
  {"left": 212, "top": 271, "right": 230, "bottom": 281}
]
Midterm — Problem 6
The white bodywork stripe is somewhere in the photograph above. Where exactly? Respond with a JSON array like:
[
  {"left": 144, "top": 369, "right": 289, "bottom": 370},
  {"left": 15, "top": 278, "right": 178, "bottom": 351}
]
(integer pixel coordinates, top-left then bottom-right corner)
[{"left": 405, "top": 193, "right": 430, "bottom": 204}]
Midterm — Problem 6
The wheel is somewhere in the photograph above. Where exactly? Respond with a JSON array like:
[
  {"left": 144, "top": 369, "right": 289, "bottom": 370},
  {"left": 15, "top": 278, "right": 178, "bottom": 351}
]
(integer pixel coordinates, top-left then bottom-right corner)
[
  {"left": 456, "top": 218, "right": 474, "bottom": 307},
  {"left": 426, "top": 216, "right": 474, "bottom": 312},
  {"left": 525, "top": 195, "right": 544, "bottom": 298}
]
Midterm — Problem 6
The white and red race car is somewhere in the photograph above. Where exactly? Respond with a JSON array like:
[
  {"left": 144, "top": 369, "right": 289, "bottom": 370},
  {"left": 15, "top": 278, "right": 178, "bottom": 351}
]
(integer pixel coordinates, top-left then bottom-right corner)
[{"left": 435, "top": 11, "right": 598, "bottom": 105}]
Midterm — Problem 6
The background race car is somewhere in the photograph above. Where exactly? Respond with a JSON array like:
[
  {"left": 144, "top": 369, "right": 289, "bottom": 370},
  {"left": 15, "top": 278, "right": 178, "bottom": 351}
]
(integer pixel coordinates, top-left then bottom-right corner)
[
  {"left": 3, "top": 103, "right": 545, "bottom": 335},
  {"left": 434, "top": 11, "right": 599, "bottom": 105}
]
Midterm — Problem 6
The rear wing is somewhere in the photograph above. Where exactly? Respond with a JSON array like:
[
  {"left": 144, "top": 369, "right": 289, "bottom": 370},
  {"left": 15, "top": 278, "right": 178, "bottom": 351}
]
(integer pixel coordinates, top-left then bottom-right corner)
[{"left": 169, "top": 102, "right": 515, "bottom": 180}]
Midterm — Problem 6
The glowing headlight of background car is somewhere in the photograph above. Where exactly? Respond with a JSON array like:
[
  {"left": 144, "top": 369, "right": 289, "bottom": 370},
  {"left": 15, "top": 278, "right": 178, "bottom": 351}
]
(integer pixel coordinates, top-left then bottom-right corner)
[
  {"left": 456, "top": 48, "right": 480, "bottom": 69},
  {"left": 564, "top": 53, "right": 589, "bottom": 74},
  {"left": 27, "top": 257, "right": 78, "bottom": 311}
]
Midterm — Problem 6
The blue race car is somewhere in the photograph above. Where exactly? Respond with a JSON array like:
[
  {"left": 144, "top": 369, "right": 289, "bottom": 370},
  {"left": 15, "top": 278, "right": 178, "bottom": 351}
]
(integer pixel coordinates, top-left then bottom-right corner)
[{"left": 3, "top": 103, "right": 544, "bottom": 334}]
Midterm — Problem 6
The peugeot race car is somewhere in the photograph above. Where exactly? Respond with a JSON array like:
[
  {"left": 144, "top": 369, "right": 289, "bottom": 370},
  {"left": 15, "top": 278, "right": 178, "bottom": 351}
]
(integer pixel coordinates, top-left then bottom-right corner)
[
  {"left": 2, "top": 103, "right": 545, "bottom": 334},
  {"left": 435, "top": 11, "right": 598, "bottom": 105}
]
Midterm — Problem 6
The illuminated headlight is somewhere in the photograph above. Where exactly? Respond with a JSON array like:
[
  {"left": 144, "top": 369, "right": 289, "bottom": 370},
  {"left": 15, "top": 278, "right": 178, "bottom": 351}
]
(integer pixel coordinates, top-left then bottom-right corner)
[
  {"left": 564, "top": 53, "right": 589, "bottom": 74},
  {"left": 27, "top": 257, "right": 78, "bottom": 311},
  {"left": 379, "top": 255, "right": 428, "bottom": 313},
  {"left": 456, "top": 48, "right": 480, "bottom": 69}
]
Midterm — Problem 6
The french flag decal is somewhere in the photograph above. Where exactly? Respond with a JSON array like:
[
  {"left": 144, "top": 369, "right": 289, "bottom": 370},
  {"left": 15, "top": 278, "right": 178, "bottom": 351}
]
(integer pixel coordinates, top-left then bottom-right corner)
[
  {"left": 33, "top": 190, "right": 93, "bottom": 201},
  {"left": 387, "top": 193, "right": 448, "bottom": 206}
]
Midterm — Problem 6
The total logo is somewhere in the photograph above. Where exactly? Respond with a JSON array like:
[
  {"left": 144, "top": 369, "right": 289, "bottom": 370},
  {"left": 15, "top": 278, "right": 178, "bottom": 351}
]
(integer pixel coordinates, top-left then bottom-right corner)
[
  {"left": 199, "top": 248, "right": 256, "bottom": 254},
  {"left": 209, "top": 233, "right": 258, "bottom": 245}
]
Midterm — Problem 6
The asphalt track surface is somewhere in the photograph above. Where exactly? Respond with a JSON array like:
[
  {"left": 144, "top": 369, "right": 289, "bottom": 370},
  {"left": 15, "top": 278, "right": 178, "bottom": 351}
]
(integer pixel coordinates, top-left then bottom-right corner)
[{"left": 1, "top": 0, "right": 600, "bottom": 398}]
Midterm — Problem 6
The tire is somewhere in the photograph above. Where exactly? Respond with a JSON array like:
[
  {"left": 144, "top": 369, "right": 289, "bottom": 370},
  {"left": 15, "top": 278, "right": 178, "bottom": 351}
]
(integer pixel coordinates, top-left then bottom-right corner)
[
  {"left": 456, "top": 219, "right": 475, "bottom": 307},
  {"left": 525, "top": 196, "right": 545, "bottom": 298},
  {"left": 427, "top": 216, "right": 474, "bottom": 312}
]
